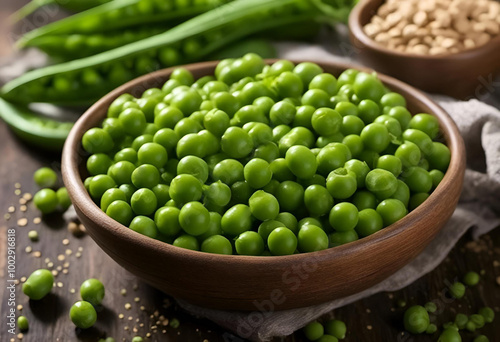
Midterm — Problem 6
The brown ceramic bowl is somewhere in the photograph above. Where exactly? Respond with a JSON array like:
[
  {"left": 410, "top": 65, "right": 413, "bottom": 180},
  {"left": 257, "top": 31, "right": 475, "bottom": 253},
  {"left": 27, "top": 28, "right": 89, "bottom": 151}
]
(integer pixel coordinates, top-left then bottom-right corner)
[
  {"left": 349, "top": 0, "right": 500, "bottom": 99},
  {"left": 62, "top": 60, "right": 466, "bottom": 311}
]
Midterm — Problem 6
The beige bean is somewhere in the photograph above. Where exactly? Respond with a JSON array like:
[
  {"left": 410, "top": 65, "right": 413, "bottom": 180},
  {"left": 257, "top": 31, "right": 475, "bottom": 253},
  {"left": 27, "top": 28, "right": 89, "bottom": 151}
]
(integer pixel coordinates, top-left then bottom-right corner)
[
  {"left": 413, "top": 11, "right": 428, "bottom": 26},
  {"left": 364, "top": 23, "right": 382, "bottom": 38},
  {"left": 429, "top": 46, "right": 447, "bottom": 55},
  {"left": 402, "top": 24, "right": 418, "bottom": 37},
  {"left": 453, "top": 17, "right": 471, "bottom": 34},
  {"left": 388, "top": 27, "right": 402, "bottom": 38},
  {"left": 463, "top": 38, "right": 476, "bottom": 49},
  {"left": 484, "top": 21, "right": 499, "bottom": 35},
  {"left": 473, "top": 22, "right": 487, "bottom": 33},
  {"left": 412, "top": 44, "right": 430, "bottom": 54},
  {"left": 423, "top": 36, "right": 434, "bottom": 45},
  {"left": 386, "top": 12, "right": 403, "bottom": 28},
  {"left": 408, "top": 37, "right": 421, "bottom": 46},
  {"left": 375, "top": 32, "right": 391, "bottom": 43},
  {"left": 441, "top": 37, "right": 457, "bottom": 48}
]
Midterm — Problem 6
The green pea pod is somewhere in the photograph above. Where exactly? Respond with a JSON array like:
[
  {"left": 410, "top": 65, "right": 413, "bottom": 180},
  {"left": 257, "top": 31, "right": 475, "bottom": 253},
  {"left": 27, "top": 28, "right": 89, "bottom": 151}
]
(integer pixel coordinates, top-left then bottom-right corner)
[
  {"left": 3, "top": 0, "right": 357, "bottom": 107},
  {"left": 17, "top": 0, "right": 232, "bottom": 49},
  {"left": 0, "top": 98, "right": 74, "bottom": 151},
  {"left": 9, "top": 0, "right": 111, "bottom": 25},
  {"left": 28, "top": 26, "right": 169, "bottom": 60}
]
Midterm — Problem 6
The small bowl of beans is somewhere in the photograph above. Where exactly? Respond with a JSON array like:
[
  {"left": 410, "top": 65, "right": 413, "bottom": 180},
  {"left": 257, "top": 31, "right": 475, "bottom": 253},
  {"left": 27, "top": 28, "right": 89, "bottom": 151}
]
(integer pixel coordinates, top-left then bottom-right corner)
[
  {"left": 349, "top": 0, "right": 500, "bottom": 98},
  {"left": 62, "top": 55, "right": 465, "bottom": 311}
]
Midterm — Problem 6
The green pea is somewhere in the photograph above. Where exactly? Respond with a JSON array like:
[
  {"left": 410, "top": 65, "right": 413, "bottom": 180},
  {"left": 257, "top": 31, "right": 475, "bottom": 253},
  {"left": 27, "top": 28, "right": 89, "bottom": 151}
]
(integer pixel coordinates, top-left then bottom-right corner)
[
  {"left": 114, "top": 147, "right": 137, "bottom": 163},
  {"left": 353, "top": 72, "right": 385, "bottom": 102},
  {"left": 169, "top": 174, "right": 202, "bottom": 204},
  {"left": 235, "top": 231, "right": 265, "bottom": 256},
  {"left": 311, "top": 108, "right": 342, "bottom": 137},
  {"left": 118, "top": 108, "right": 147, "bottom": 137},
  {"left": 469, "top": 314, "right": 485, "bottom": 329},
  {"left": 131, "top": 164, "right": 159, "bottom": 189},
  {"left": 324, "top": 319, "right": 347, "bottom": 339},
  {"left": 273, "top": 71, "right": 303, "bottom": 98},
  {"left": 303, "top": 321, "right": 324, "bottom": 341},
  {"left": 244, "top": 158, "right": 272, "bottom": 189},
  {"left": 18, "top": 316, "right": 29, "bottom": 331},
  {"left": 56, "top": 187, "right": 71, "bottom": 211},
  {"left": 286, "top": 145, "right": 317, "bottom": 179},
  {"left": 249, "top": 190, "right": 279, "bottom": 221},
  {"left": 22, "top": 269, "right": 54, "bottom": 300},
  {"left": 80, "top": 278, "right": 105, "bottom": 306},
  {"left": 409, "top": 193, "right": 429, "bottom": 211},
  {"left": 355, "top": 208, "right": 383, "bottom": 237},
  {"left": 33, "top": 167, "right": 58, "bottom": 188},
  {"left": 221, "top": 126, "right": 254, "bottom": 159},
  {"left": 201, "top": 235, "right": 232, "bottom": 255},
  {"left": 221, "top": 204, "right": 252, "bottom": 236},
  {"left": 297, "top": 224, "right": 328, "bottom": 252},
  {"left": 173, "top": 235, "right": 199, "bottom": 251},
  {"left": 376, "top": 199, "right": 407, "bottom": 227},
  {"left": 344, "top": 159, "right": 369, "bottom": 188},
  {"left": 132, "top": 134, "right": 154, "bottom": 151},
  {"left": 304, "top": 185, "right": 333, "bottom": 217},
  {"left": 326, "top": 168, "right": 357, "bottom": 199},
  {"left": 82, "top": 127, "right": 114, "bottom": 154},
  {"left": 275, "top": 212, "right": 298, "bottom": 234},
  {"left": 478, "top": 307, "right": 495, "bottom": 323},
  {"left": 427, "top": 142, "right": 451, "bottom": 172},
  {"left": 426, "top": 323, "right": 437, "bottom": 334},
  {"left": 203, "top": 181, "right": 231, "bottom": 207},
  {"left": 360, "top": 123, "right": 390, "bottom": 153},
  {"left": 276, "top": 181, "right": 304, "bottom": 212},
  {"left": 357, "top": 99, "right": 380, "bottom": 124},
  {"left": 404, "top": 305, "right": 430, "bottom": 334},
  {"left": 454, "top": 313, "right": 468, "bottom": 329},
  {"left": 213, "top": 159, "right": 244, "bottom": 185},
  {"left": 129, "top": 216, "right": 158, "bottom": 239},
  {"left": 409, "top": 114, "right": 440, "bottom": 139},
  {"left": 366, "top": 168, "right": 398, "bottom": 199},
  {"left": 155, "top": 107, "right": 184, "bottom": 129},
  {"left": 268, "top": 227, "right": 297, "bottom": 256},
  {"left": 294, "top": 62, "right": 323, "bottom": 86},
  {"left": 437, "top": 328, "right": 461, "bottom": 342},
  {"left": 70, "top": 301, "right": 97, "bottom": 329},
  {"left": 474, "top": 335, "right": 489, "bottom": 342},
  {"left": 329, "top": 202, "right": 359, "bottom": 232},
  {"left": 34, "top": 188, "right": 59, "bottom": 214},
  {"left": 352, "top": 190, "right": 378, "bottom": 210},
  {"left": 381, "top": 92, "right": 406, "bottom": 108},
  {"left": 302, "top": 89, "right": 330, "bottom": 108},
  {"left": 448, "top": 282, "right": 466, "bottom": 299},
  {"left": 329, "top": 230, "right": 359, "bottom": 246},
  {"left": 254, "top": 142, "right": 280, "bottom": 163},
  {"left": 106, "top": 200, "right": 133, "bottom": 226}
]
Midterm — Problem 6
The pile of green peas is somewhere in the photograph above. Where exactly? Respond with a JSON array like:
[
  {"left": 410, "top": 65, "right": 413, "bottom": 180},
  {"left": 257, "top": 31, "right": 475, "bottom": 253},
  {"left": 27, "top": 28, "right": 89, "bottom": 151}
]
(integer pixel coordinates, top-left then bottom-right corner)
[
  {"left": 81, "top": 53, "right": 451, "bottom": 256},
  {"left": 302, "top": 319, "right": 347, "bottom": 341},
  {"left": 70, "top": 278, "right": 105, "bottom": 329},
  {"left": 33, "top": 167, "right": 72, "bottom": 214}
]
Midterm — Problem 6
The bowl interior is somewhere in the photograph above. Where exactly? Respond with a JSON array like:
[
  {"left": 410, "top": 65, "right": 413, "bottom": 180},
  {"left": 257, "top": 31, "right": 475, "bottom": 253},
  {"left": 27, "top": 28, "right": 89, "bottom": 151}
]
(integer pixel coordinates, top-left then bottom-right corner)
[{"left": 62, "top": 60, "right": 466, "bottom": 310}]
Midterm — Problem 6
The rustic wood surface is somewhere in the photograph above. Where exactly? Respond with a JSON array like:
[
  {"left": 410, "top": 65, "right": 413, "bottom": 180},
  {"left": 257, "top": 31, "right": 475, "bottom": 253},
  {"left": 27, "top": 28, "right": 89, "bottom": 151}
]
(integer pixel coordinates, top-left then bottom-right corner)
[{"left": 1, "top": 2, "right": 500, "bottom": 342}]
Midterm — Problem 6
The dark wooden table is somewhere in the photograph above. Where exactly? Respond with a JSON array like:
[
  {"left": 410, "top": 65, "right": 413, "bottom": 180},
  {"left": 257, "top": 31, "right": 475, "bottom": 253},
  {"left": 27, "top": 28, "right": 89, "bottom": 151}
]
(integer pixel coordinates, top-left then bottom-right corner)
[{"left": 1, "top": 2, "right": 500, "bottom": 342}]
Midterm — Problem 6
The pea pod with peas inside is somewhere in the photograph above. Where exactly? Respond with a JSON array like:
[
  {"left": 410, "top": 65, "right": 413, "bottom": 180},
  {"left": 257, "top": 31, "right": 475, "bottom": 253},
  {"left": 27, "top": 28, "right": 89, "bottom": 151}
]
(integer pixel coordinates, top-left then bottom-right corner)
[
  {"left": 9, "top": 0, "right": 111, "bottom": 25},
  {"left": 2, "top": 0, "right": 356, "bottom": 106},
  {"left": 0, "top": 98, "right": 74, "bottom": 151},
  {"left": 16, "top": 0, "right": 233, "bottom": 49}
]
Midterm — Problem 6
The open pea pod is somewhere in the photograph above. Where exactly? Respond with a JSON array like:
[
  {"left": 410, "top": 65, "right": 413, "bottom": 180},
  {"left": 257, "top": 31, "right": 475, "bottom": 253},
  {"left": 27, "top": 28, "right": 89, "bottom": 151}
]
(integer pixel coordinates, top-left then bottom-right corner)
[
  {"left": 17, "top": 0, "right": 232, "bottom": 49},
  {"left": 0, "top": 98, "right": 74, "bottom": 152},
  {"left": 3, "top": 0, "right": 356, "bottom": 107}
]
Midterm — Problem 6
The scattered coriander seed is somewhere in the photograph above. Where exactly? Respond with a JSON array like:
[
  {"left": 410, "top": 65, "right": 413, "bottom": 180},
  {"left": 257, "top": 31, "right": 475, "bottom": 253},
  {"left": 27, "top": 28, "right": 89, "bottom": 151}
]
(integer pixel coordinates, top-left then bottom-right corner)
[
  {"left": 23, "top": 193, "right": 32, "bottom": 201},
  {"left": 15, "top": 182, "right": 21, "bottom": 188},
  {"left": 463, "top": 271, "right": 480, "bottom": 287},
  {"left": 17, "top": 304, "right": 23, "bottom": 311},
  {"left": 57, "top": 254, "right": 65, "bottom": 261},
  {"left": 15, "top": 189, "right": 21, "bottom": 195},
  {"left": 8, "top": 206, "right": 15, "bottom": 213},
  {"left": 4, "top": 213, "right": 11, "bottom": 220},
  {"left": 20, "top": 277, "right": 27, "bottom": 283},
  {"left": 33, "top": 217, "right": 41, "bottom": 224},
  {"left": 17, "top": 218, "right": 28, "bottom": 227},
  {"left": 134, "top": 297, "right": 140, "bottom": 302},
  {"left": 125, "top": 303, "right": 132, "bottom": 310},
  {"left": 19, "top": 198, "right": 27, "bottom": 205},
  {"left": 20, "top": 205, "right": 27, "bottom": 212},
  {"left": 62, "top": 239, "right": 69, "bottom": 245},
  {"left": 25, "top": 246, "right": 32, "bottom": 253},
  {"left": 28, "top": 230, "right": 39, "bottom": 242},
  {"left": 397, "top": 299, "right": 407, "bottom": 308},
  {"left": 18, "top": 316, "right": 29, "bottom": 331},
  {"left": 119, "top": 314, "right": 124, "bottom": 319},
  {"left": 120, "top": 289, "right": 127, "bottom": 296},
  {"left": 33, "top": 251, "right": 41, "bottom": 258}
]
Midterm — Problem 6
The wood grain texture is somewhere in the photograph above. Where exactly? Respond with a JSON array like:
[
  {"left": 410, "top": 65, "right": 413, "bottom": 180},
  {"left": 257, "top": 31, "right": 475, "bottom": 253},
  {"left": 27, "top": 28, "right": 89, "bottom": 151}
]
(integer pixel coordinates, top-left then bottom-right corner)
[
  {"left": 348, "top": 0, "right": 500, "bottom": 99},
  {"left": 62, "top": 60, "right": 465, "bottom": 311}
]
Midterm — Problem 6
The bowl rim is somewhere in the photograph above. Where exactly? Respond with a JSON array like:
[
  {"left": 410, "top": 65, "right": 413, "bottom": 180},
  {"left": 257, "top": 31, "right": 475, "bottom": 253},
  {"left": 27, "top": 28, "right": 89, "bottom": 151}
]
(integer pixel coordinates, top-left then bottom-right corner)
[
  {"left": 348, "top": 0, "right": 500, "bottom": 60},
  {"left": 62, "top": 58, "right": 466, "bottom": 266}
]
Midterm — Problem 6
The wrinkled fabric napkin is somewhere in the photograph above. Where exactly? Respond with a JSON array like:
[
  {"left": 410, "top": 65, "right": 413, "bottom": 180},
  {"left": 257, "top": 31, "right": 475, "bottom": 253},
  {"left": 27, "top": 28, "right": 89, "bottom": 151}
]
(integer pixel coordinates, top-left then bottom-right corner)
[
  {"left": 3, "top": 36, "right": 499, "bottom": 342},
  {"left": 176, "top": 43, "right": 500, "bottom": 341}
]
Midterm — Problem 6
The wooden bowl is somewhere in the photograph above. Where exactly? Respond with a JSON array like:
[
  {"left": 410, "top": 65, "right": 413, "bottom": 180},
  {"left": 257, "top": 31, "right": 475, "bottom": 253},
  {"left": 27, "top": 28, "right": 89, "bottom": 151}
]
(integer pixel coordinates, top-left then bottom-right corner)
[
  {"left": 62, "top": 60, "right": 466, "bottom": 311},
  {"left": 348, "top": 0, "right": 500, "bottom": 99}
]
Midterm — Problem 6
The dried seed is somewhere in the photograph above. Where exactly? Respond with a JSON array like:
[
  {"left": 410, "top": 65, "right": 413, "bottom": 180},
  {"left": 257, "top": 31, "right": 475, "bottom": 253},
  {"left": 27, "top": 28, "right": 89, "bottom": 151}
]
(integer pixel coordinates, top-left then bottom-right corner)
[
  {"left": 413, "top": 11, "right": 428, "bottom": 26},
  {"left": 17, "top": 218, "right": 28, "bottom": 227}
]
